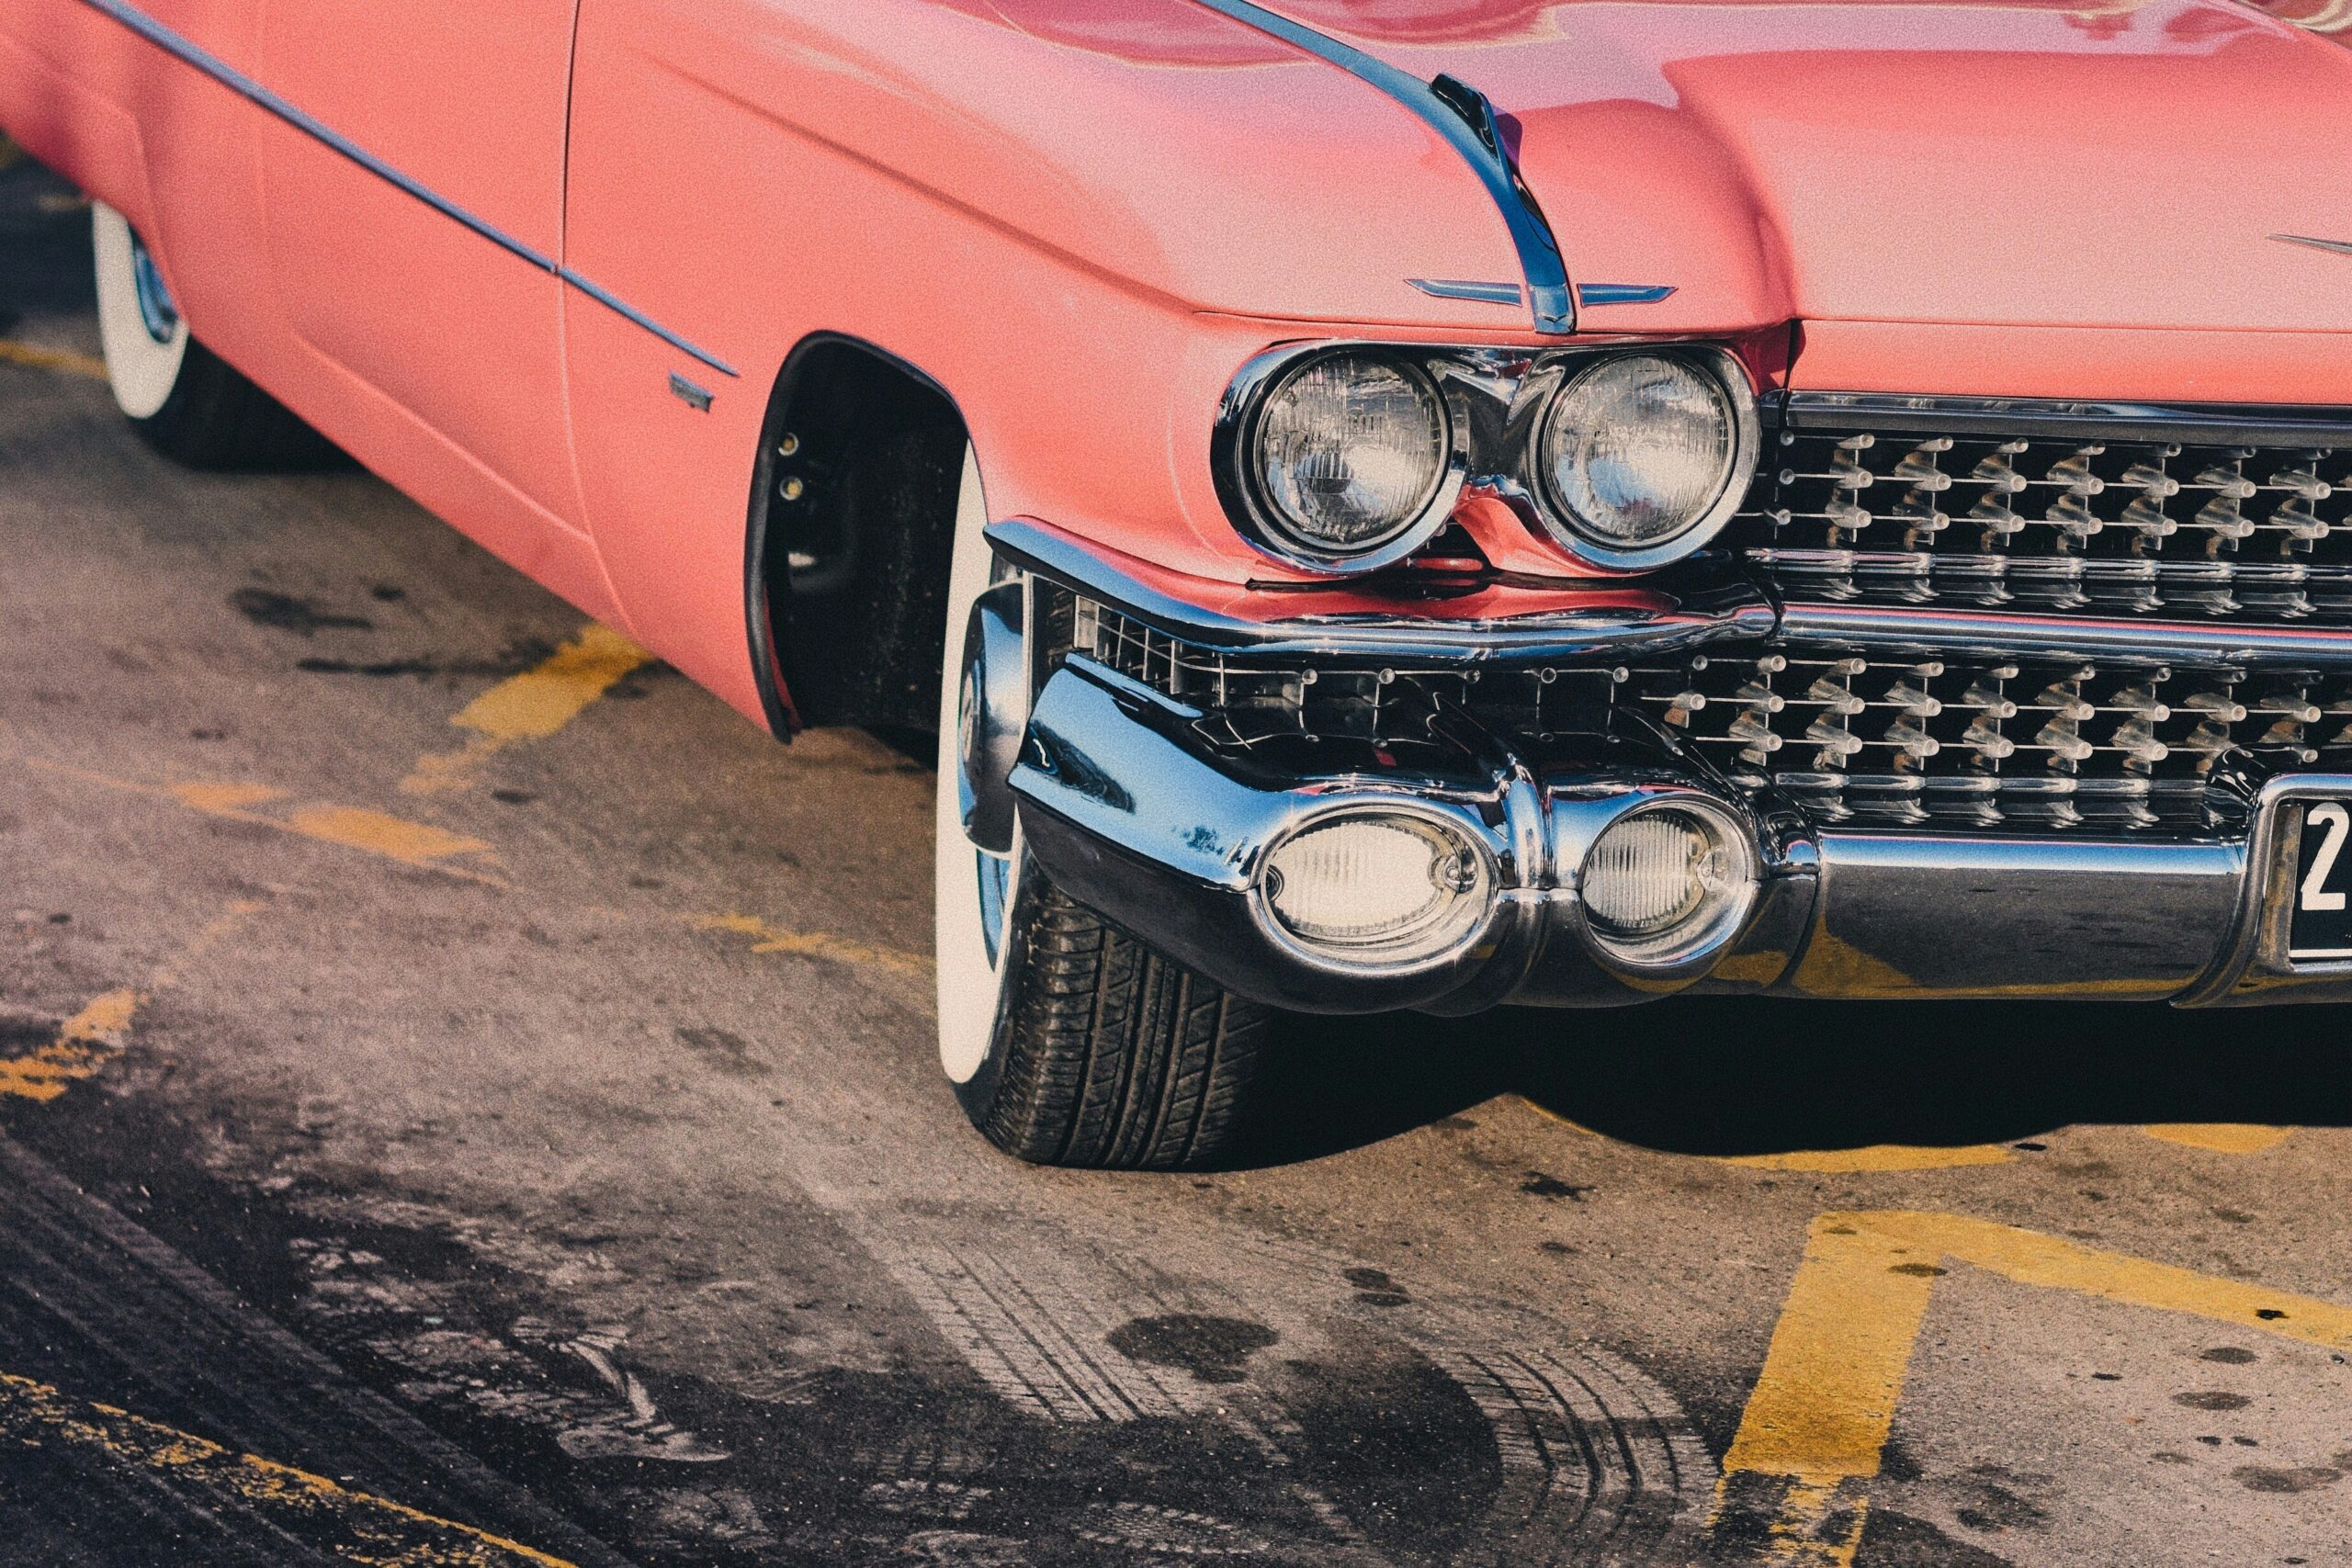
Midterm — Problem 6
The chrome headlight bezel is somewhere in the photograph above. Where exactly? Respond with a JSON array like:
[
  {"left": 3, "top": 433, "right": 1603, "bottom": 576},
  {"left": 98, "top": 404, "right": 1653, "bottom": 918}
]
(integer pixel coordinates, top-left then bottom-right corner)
[
  {"left": 1526, "top": 349, "right": 1761, "bottom": 572},
  {"left": 1212, "top": 340, "right": 1760, "bottom": 579},
  {"left": 1212, "top": 346, "right": 1470, "bottom": 576}
]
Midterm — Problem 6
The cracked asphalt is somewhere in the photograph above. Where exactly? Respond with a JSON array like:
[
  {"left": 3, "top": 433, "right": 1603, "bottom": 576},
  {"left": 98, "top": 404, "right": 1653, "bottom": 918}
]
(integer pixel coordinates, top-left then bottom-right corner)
[{"left": 6, "top": 143, "right": 2352, "bottom": 1568}]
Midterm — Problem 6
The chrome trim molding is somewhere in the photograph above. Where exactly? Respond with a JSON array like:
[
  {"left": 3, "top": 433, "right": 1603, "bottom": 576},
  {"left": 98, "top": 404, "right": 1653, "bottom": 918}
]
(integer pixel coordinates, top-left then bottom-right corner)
[
  {"left": 1528, "top": 348, "right": 1760, "bottom": 572},
  {"left": 2185, "top": 773, "right": 2352, "bottom": 1006},
  {"left": 1771, "top": 390, "right": 2352, "bottom": 448},
  {"left": 1187, "top": 0, "right": 1575, "bottom": 334},
  {"left": 1577, "top": 284, "right": 1677, "bottom": 307},
  {"left": 1409, "top": 278, "right": 1524, "bottom": 307},
  {"left": 1778, "top": 601, "right": 2352, "bottom": 669},
  {"left": 986, "top": 517, "right": 1778, "bottom": 662},
  {"left": 73, "top": 0, "right": 739, "bottom": 378},
  {"left": 2273, "top": 233, "right": 2352, "bottom": 259},
  {"left": 1008, "top": 655, "right": 2307, "bottom": 1009},
  {"left": 1781, "top": 832, "right": 2245, "bottom": 1001},
  {"left": 1210, "top": 344, "right": 1471, "bottom": 575},
  {"left": 1209, "top": 339, "right": 1761, "bottom": 578}
]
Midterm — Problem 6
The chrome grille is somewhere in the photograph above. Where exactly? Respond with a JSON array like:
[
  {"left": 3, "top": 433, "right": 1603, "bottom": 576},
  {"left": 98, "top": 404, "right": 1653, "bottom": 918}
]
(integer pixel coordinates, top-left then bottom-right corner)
[
  {"left": 1072, "top": 596, "right": 1617, "bottom": 746},
  {"left": 1731, "top": 426, "right": 2352, "bottom": 617},
  {"left": 1071, "top": 598, "right": 2352, "bottom": 835},
  {"left": 1626, "top": 652, "right": 2352, "bottom": 832}
]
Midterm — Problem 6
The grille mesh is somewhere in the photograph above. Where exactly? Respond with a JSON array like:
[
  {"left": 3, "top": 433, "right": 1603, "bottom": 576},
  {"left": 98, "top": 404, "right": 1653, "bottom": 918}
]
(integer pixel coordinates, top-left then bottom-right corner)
[
  {"left": 1730, "top": 429, "right": 2352, "bottom": 617},
  {"left": 1624, "top": 652, "right": 2352, "bottom": 832},
  {"left": 1073, "top": 599, "right": 2352, "bottom": 835}
]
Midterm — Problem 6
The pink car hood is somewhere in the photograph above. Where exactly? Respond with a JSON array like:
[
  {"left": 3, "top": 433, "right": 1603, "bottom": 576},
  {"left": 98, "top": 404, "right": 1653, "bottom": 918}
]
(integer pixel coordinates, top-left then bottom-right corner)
[{"left": 1244, "top": 0, "right": 2352, "bottom": 338}]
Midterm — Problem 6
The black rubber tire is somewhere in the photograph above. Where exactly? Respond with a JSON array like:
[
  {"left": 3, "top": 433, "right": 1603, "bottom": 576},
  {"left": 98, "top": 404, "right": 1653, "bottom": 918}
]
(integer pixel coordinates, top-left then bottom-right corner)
[
  {"left": 130, "top": 335, "right": 338, "bottom": 472},
  {"left": 963, "top": 875, "right": 1270, "bottom": 1171}
]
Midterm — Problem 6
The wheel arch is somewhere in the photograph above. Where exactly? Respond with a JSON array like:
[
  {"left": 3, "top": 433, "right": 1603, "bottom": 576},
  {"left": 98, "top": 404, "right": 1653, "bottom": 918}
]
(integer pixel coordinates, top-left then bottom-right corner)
[{"left": 742, "top": 330, "right": 979, "bottom": 740}]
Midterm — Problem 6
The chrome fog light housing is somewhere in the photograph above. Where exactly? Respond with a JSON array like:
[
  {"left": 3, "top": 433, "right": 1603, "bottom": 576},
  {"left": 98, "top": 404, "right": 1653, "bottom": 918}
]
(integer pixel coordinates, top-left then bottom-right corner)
[
  {"left": 1578, "top": 798, "right": 1758, "bottom": 969},
  {"left": 1534, "top": 352, "right": 1757, "bottom": 570},
  {"left": 1218, "top": 349, "right": 1464, "bottom": 573},
  {"left": 1256, "top": 809, "right": 1493, "bottom": 969}
]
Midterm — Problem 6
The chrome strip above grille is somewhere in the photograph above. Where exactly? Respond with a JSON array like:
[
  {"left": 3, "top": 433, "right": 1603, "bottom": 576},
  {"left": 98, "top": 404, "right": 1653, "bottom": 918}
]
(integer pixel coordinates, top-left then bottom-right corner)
[
  {"left": 1187, "top": 0, "right": 1575, "bottom": 335},
  {"left": 72, "top": 0, "right": 740, "bottom": 378},
  {"left": 988, "top": 518, "right": 1775, "bottom": 660},
  {"left": 1774, "top": 390, "right": 2352, "bottom": 448}
]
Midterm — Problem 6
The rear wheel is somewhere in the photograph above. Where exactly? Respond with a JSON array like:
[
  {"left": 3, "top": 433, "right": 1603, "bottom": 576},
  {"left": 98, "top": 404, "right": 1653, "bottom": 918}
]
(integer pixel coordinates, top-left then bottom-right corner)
[
  {"left": 933, "top": 449, "right": 1269, "bottom": 1169},
  {"left": 93, "top": 202, "right": 329, "bottom": 469}
]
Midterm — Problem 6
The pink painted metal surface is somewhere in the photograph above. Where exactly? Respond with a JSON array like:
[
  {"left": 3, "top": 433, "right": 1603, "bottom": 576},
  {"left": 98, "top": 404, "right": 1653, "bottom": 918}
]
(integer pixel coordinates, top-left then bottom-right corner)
[{"left": 5, "top": 0, "right": 2350, "bottom": 728}]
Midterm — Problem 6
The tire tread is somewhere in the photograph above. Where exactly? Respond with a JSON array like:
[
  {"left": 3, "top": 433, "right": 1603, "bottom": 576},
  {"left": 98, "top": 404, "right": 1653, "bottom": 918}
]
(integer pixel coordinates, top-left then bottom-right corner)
[{"left": 978, "top": 880, "right": 1266, "bottom": 1171}]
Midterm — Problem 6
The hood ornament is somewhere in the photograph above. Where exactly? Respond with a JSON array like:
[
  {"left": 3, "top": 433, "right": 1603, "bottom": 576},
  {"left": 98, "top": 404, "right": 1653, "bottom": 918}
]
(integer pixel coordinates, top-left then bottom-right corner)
[{"left": 2274, "top": 233, "right": 2352, "bottom": 258}]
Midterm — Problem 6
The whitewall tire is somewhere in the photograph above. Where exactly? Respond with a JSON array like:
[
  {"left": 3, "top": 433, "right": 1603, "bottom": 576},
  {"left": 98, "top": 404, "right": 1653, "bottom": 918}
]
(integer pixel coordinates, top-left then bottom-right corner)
[
  {"left": 90, "top": 202, "right": 331, "bottom": 468},
  {"left": 931, "top": 447, "right": 1272, "bottom": 1169}
]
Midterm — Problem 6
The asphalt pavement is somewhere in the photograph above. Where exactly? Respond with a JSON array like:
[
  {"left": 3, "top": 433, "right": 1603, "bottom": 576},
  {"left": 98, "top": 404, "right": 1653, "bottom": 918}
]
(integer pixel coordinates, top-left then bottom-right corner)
[{"left": 6, "top": 141, "right": 2352, "bottom": 1568}]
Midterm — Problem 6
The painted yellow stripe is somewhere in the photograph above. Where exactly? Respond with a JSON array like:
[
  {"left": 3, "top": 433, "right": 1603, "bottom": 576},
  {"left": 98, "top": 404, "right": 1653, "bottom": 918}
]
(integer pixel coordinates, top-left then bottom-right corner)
[
  {"left": 1714, "top": 1210, "right": 2352, "bottom": 1564},
  {"left": 0, "top": 900, "right": 265, "bottom": 1102},
  {"left": 0, "top": 989, "right": 139, "bottom": 1103},
  {"left": 2143, "top": 1123, "right": 2293, "bottom": 1154},
  {"left": 688, "top": 912, "right": 933, "bottom": 978},
  {"left": 0, "top": 338, "right": 109, "bottom": 382},
  {"left": 401, "top": 623, "right": 651, "bottom": 795},
  {"left": 0, "top": 1371, "right": 576, "bottom": 1566},
  {"left": 1520, "top": 1100, "right": 2013, "bottom": 1174},
  {"left": 1725, "top": 1144, "right": 2012, "bottom": 1174},
  {"left": 28, "top": 760, "right": 503, "bottom": 884}
]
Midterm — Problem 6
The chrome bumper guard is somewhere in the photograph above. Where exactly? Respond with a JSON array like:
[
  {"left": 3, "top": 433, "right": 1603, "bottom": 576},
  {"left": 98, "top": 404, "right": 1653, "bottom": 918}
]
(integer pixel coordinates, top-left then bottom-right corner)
[{"left": 991, "top": 522, "right": 2352, "bottom": 1011}]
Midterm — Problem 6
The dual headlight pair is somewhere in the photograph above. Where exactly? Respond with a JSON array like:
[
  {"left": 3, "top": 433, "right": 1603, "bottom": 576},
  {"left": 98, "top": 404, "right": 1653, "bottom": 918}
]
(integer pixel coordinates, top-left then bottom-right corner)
[{"left": 1213, "top": 343, "right": 1760, "bottom": 576}]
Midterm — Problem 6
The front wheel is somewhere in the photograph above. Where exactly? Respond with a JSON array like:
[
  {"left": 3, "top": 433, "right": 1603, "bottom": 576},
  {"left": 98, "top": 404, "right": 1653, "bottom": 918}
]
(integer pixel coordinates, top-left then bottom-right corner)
[
  {"left": 93, "top": 202, "right": 330, "bottom": 469},
  {"left": 932, "top": 450, "right": 1269, "bottom": 1169}
]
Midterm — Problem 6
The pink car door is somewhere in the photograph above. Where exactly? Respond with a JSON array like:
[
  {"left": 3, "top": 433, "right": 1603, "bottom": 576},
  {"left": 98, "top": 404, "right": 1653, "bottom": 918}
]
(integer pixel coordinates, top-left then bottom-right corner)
[{"left": 254, "top": 0, "right": 582, "bottom": 532}]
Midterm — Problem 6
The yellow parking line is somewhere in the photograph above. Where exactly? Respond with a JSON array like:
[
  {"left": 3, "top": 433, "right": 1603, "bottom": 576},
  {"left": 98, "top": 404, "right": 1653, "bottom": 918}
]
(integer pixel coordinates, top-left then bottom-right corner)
[
  {"left": 0, "top": 900, "right": 266, "bottom": 1102},
  {"left": 1713, "top": 1209, "right": 2352, "bottom": 1564},
  {"left": 2143, "top": 1123, "right": 2294, "bottom": 1155},
  {"left": 1725, "top": 1144, "right": 2012, "bottom": 1174},
  {"left": 0, "top": 1371, "right": 576, "bottom": 1566},
  {"left": 0, "top": 339, "right": 108, "bottom": 382},
  {"left": 401, "top": 623, "right": 651, "bottom": 795},
  {"left": 27, "top": 760, "right": 504, "bottom": 884},
  {"left": 687, "top": 912, "right": 933, "bottom": 979},
  {"left": 1518, "top": 1100, "right": 2013, "bottom": 1173}
]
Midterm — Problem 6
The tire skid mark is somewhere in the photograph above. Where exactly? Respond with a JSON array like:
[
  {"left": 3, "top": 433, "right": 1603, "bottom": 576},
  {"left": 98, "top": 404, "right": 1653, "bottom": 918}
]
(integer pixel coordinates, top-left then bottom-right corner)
[
  {"left": 888, "top": 1228, "right": 1374, "bottom": 1556},
  {"left": 900, "top": 1244, "right": 1171, "bottom": 1424},
  {"left": 1238, "top": 1231, "right": 1718, "bottom": 1566}
]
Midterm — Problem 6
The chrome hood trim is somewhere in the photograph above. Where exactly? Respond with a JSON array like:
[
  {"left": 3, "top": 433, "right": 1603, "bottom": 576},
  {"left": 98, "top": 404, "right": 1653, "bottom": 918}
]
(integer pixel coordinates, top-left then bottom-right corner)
[{"left": 1186, "top": 0, "right": 1575, "bottom": 334}]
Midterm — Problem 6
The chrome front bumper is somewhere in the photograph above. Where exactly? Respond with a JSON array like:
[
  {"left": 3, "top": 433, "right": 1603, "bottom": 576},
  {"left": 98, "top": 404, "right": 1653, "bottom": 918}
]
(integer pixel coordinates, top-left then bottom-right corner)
[{"left": 1005, "top": 626, "right": 2352, "bottom": 1014}]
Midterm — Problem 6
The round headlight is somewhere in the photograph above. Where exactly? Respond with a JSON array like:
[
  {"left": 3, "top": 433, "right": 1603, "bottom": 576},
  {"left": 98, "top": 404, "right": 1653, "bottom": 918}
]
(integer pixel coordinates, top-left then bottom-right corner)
[
  {"left": 1537, "top": 355, "right": 1746, "bottom": 565},
  {"left": 1579, "top": 801, "right": 1758, "bottom": 969},
  {"left": 1259, "top": 811, "right": 1492, "bottom": 968},
  {"left": 1249, "top": 353, "right": 1452, "bottom": 564}
]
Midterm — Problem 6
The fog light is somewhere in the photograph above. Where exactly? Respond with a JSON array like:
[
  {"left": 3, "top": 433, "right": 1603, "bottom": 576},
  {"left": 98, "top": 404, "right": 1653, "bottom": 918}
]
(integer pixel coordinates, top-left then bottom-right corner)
[
  {"left": 1579, "top": 802, "right": 1757, "bottom": 967},
  {"left": 1259, "top": 812, "right": 1491, "bottom": 966}
]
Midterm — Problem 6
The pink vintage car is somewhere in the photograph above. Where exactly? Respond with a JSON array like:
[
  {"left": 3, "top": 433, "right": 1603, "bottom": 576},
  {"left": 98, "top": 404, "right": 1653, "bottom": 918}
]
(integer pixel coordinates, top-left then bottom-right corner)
[{"left": 6, "top": 0, "right": 2351, "bottom": 1169}]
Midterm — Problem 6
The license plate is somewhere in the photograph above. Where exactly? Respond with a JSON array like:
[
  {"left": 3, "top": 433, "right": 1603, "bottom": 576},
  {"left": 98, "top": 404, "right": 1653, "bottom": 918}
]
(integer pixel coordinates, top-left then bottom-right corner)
[{"left": 2290, "top": 800, "right": 2352, "bottom": 962}]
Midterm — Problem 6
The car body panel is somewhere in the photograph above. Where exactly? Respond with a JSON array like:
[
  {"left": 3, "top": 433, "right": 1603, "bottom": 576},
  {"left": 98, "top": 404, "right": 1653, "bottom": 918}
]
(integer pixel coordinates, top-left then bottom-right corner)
[
  {"left": 1240, "top": 0, "right": 2352, "bottom": 336},
  {"left": 255, "top": 0, "right": 586, "bottom": 530}
]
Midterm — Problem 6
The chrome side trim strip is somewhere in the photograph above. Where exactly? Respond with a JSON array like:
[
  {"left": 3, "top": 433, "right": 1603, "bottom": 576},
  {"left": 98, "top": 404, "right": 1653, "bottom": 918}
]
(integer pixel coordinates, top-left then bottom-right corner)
[
  {"left": 1408, "top": 278, "right": 1524, "bottom": 307},
  {"left": 72, "top": 0, "right": 740, "bottom": 378},
  {"left": 1187, "top": 0, "right": 1575, "bottom": 335},
  {"left": 1773, "top": 390, "right": 2352, "bottom": 447},
  {"left": 1577, "top": 284, "right": 1677, "bottom": 307},
  {"left": 987, "top": 517, "right": 1777, "bottom": 660},
  {"left": 2274, "top": 233, "right": 2352, "bottom": 259},
  {"left": 1781, "top": 600, "right": 2352, "bottom": 668}
]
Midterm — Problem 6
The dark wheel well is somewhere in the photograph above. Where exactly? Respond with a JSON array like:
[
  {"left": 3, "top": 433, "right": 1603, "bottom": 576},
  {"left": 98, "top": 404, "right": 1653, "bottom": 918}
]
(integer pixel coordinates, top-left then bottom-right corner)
[{"left": 744, "top": 334, "right": 970, "bottom": 739}]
